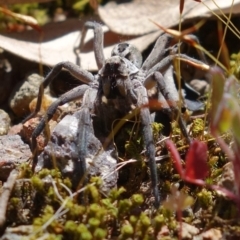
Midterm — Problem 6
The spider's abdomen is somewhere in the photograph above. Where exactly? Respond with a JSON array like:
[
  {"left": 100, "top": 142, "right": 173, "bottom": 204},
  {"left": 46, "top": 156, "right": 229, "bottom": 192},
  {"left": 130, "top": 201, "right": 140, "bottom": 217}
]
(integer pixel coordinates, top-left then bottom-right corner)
[{"left": 111, "top": 43, "right": 143, "bottom": 69}]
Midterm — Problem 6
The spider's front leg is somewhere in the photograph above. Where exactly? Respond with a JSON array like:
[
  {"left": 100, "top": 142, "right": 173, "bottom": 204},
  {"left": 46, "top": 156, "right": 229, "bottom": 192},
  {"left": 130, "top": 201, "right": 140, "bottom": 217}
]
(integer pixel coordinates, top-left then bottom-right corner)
[
  {"left": 27, "top": 64, "right": 95, "bottom": 170},
  {"left": 23, "top": 61, "right": 94, "bottom": 123},
  {"left": 98, "top": 56, "right": 160, "bottom": 207},
  {"left": 134, "top": 83, "right": 160, "bottom": 208},
  {"left": 35, "top": 85, "right": 118, "bottom": 199},
  {"left": 79, "top": 21, "right": 105, "bottom": 69},
  {"left": 31, "top": 84, "right": 91, "bottom": 170}
]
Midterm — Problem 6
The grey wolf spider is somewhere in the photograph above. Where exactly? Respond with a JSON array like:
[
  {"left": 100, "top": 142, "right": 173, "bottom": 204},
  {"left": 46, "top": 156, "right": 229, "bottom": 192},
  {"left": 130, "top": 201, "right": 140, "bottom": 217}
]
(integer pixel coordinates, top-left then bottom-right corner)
[{"left": 25, "top": 21, "right": 206, "bottom": 208}]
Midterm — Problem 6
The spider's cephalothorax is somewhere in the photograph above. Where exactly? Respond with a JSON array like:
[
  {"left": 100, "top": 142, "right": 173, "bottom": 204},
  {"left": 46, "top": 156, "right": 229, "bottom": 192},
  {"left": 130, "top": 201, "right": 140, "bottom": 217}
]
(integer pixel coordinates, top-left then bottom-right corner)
[
  {"left": 99, "top": 56, "right": 138, "bottom": 100},
  {"left": 25, "top": 21, "right": 207, "bottom": 208}
]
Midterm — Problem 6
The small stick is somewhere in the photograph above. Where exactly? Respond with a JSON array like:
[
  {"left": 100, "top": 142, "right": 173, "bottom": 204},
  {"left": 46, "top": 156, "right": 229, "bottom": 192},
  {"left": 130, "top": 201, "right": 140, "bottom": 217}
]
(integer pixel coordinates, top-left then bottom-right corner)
[{"left": 0, "top": 169, "right": 19, "bottom": 230}]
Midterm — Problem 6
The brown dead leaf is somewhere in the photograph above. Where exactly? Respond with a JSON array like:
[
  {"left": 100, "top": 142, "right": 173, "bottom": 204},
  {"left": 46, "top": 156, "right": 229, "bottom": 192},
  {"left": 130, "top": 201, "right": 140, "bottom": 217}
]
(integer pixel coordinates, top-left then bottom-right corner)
[
  {"left": 99, "top": 0, "right": 240, "bottom": 35},
  {"left": 0, "top": 18, "right": 161, "bottom": 70},
  {"left": 0, "top": 0, "right": 239, "bottom": 71}
]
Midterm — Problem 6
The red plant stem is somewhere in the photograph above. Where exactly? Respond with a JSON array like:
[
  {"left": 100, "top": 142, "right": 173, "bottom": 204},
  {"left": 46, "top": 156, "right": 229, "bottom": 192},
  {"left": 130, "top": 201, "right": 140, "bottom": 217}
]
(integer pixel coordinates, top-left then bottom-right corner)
[
  {"left": 165, "top": 139, "right": 184, "bottom": 178},
  {"left": 177, "top": 209, "right": 182, "bottom": 240}
]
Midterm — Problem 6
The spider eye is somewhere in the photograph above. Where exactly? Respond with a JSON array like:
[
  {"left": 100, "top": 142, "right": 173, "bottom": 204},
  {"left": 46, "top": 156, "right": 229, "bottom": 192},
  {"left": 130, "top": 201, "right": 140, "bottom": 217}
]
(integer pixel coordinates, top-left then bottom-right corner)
[
  {"left": 100, "top": 56, "right": 127, "bottom": 75},
  {"left": 118, "top": 43, "right": 129, "bottom": 53},
  {"left": 105, "top": 62, "right": 120, "bottom": 74}
]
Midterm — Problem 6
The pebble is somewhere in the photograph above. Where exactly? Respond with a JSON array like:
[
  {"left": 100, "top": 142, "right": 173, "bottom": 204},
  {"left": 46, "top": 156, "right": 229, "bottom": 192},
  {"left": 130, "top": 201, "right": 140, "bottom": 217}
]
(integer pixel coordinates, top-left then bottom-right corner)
[
  {"left": 9, "top": 73, "right": 50, "bottom": 118},
  {"left": 0, "top": 135, "right": 31, "bottom": 181},
  {"left": 189, "top": 79, "right": 210, "bottom": 95},
  {"left": 36, "top": 111, "right": 118, "bottom": 194},
  {"left": 0, "top": 109, "right": 11, "bottom": 135}
]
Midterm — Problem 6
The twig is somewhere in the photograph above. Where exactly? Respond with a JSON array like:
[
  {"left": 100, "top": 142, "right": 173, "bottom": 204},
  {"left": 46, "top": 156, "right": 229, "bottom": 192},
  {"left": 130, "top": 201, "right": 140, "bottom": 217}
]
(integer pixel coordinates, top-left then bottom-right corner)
[{"left": 0, "top": 169, "right": 19, "bottom": 230}]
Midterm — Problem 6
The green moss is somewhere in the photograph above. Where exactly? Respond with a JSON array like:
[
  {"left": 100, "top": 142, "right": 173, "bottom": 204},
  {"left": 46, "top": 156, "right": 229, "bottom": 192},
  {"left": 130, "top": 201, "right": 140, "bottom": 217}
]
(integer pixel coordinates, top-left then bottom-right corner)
[
  {"left": 77, "top": 224, "right": 92, "bottom": 240},
  {"left": 101, "top": 198, "right": 117, "bottom": 219},
  {"left": 50, "top": 169, "right": 62, "bottom": 178},
  {"left": 108, "top": 187, "right": 126, "bottom": 202},
  {"left": 197, "top": 189, "right": 214, "bottom": 209},
  {"left": 31, "top": 175, "right": 45, "bottom": 192},
  {"left": 130, "top": 215, "right": 138, "bottom": 227},
  {"left": 118, "top": 199, "right": 132, "bottom": 219},
  {"left": 153, "top": 214, "right": 165, "bottom": 233},
  {"left": 230, "top": 52, "right": 240, "bottom": 79},
  {"left": 140, "top": 213, "right": 151, "bottom": 227},
  {"left": 64, "top": 220, "right": 78, "bottom": 233},
  {"left": 120, "top": 224, "right": 134, "bottom": 238},
  {"left": 66, "top": 199, "right": 86, "bottom": 219},
  {"left": 191, "top": 118, "right": 205, "bottom": 138},
  {"left": 131, "top": 194, "right": 144, "bottom": 206},
  {"left": 86, "top": 184, "right": 100, "bottom": 203},
  {"left": 93, "top": 228, "right": 107, "bottom": 239},
  {"left": 88, "top": 217, "right": 100, "bottom": 228},
  {"left": 125, "top": 140, "right": 143, "bottom": 160},
  {"left": 139, "top": 213, "right": 151, "bottom": 235},
  {"left": 89, "top": 176, "right": 103, "bottom": 188},
  {"left": 10, "top": 197, "right": 20, "bottom": 206},
  {"left": 88, "top": 203, "right": 106, "bottom": 222},
  {"left": 152, "top": 122, "right": 163, "bottom": 142},
  {"left": 171, "top": 121, "right": 181, "bottom": 136},
  {"left": 19, "top": 163, "right": 33, "bottom": 178},
  {"left": 63, "top": 178, "right": 72, "bottom": 189}
]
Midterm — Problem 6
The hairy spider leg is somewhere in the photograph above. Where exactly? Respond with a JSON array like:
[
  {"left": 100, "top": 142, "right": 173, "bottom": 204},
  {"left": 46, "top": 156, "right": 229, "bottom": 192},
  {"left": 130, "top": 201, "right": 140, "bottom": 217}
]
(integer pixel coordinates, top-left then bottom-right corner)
[
  {"left": 23, "top": 61, "right": 94, "bottom": 123},
  {"left": 31, "top": 83, "right": 92, "bottom": 170},
  {"left": 79, "top": 21, "right": 105, "bottom": 69},
  {"left": 135, "top": 84, "right": 161, "bottom": 208}
]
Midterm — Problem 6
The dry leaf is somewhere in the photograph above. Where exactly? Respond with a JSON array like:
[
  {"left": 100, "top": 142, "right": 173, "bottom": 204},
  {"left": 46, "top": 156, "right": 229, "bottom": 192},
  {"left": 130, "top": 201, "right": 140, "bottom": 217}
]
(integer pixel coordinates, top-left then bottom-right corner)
[
  {"left": 99, "top": 0, "right": 240, "bottom": 35},
  {"left": 0, "top": 0, "right": 239, "bottom": 71},
  {"left": 0, "top": 18, "right": 161, "bottom": 70}
]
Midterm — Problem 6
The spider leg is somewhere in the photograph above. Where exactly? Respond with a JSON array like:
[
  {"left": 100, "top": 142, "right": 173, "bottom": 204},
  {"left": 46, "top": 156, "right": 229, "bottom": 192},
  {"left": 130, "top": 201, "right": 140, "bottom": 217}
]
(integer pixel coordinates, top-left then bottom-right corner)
[
  {"left": 72, "top": 107, "right": 91, "bottom": 201},
  {"left": 31, "top": 84, "right": 90, "bottom": 170},
  {"left": 23, "top": 62, "right": 94, "bottom": 123},
  {"left": 79, "top": 21, "right": 105, "bottom": 69},
  {"left": 144, "top": 68, "right": 191, "bottom": 143},
  {"left": 142, "top": 33, "right": 208, "bottom": 73},
  {"left": 147, "top": 53, "right": 208, "bottom": 75},
  {"left": 134, "top": 84, "right": 160, "bottom": 208},
  {"left": 142, "top": 33, "right": 176, "bottom": 71}
]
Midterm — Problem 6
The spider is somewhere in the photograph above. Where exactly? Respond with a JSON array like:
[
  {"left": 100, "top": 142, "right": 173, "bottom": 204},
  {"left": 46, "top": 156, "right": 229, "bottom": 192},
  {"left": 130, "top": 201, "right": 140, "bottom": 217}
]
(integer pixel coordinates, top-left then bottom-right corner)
[{"left": 25, "top": 21, "right": 207, "bottom": 208}]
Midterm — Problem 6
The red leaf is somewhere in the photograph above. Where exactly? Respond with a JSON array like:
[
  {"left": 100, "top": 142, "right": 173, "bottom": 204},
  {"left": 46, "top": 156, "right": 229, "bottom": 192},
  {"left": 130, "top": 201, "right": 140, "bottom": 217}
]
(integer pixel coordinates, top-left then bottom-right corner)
[
  {"left": 185, "top": 140, "right": 209, "bottom": 180},
  {"left": 166, "top": 140, "right": 184, "bottom": 177}
]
